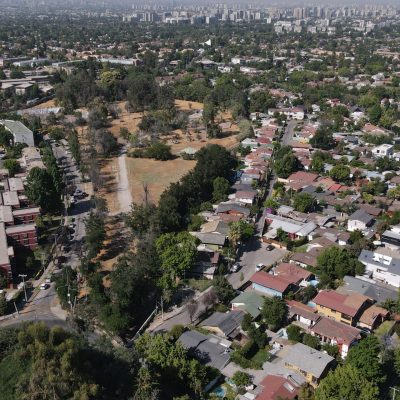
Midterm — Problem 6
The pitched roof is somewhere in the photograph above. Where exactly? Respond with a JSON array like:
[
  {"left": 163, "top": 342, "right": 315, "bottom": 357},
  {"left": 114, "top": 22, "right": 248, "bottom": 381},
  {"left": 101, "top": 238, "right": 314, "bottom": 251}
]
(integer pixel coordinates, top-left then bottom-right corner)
[
  {"left": 274, "top": 263, "right": 312, "bottom": 283},
  {"left": 283, "top": 342, "right": 334, "bottom": 379},
  {"left": 313, "top": 290, "right": 369, "bottom": 317},
  {"left": 287, "top": 171, "right": 318, "bottom": 183},
  {"left": 257, "top": 375, "right": 300, "bottom": 400},
  {"left": 178, "top": 330, "right": 230, "bottom": 370},
  {"left": 359, "top": 305, "right": 389, "bottom": 327},
  {"left": 201, "top": 311, "right": 245, "bottom": 337},
  {"left": 190, "top": 232, "right": 226, "bottom": 246},
  {"left": 231, "top": 291, "right": 264, "bottom": 319},
  {"left": 215, "top": 203, "right": 250, "bottom": 216},
  {"left": 291, "top": 252, "right": 318, "bottom": 268},
  {"left": 349, "top": 209, "right": 374, "bottom": 224},
  {"left": 311, "top": 317, "right": 361, "bottom": 345},
  {"left": 250, "top": 272, "right": 293, "bottom": 293},
  {"left": 336, "top": 275, "right": 398, "bottom": 303},
  {"left": 287, "top": 300, "right": 320, "bottom": 322}
]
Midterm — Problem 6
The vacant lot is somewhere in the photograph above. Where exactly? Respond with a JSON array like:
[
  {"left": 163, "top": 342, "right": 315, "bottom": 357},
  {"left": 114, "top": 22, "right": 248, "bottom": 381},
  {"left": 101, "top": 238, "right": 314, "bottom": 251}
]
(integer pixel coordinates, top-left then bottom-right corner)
[{"left": 126, "top": 157, "right": 196, "bottom": 204}]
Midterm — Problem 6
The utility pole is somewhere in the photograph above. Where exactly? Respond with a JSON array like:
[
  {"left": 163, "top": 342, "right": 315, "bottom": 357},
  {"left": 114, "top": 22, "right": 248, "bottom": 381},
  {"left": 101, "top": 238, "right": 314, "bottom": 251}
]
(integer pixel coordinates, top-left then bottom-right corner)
[{"left": 18, "top": 274, "right": 28, "bottom": 302}]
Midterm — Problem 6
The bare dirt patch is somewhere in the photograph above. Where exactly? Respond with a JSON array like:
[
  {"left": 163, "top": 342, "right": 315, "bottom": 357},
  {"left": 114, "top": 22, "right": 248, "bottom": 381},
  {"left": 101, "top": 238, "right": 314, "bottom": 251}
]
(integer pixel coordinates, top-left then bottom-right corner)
[
  {"left": 126, "top": 157, "right": 196, "bottom": 204},
  {"left": 32, "top": 99, "right": 57, "bottom": 109}
]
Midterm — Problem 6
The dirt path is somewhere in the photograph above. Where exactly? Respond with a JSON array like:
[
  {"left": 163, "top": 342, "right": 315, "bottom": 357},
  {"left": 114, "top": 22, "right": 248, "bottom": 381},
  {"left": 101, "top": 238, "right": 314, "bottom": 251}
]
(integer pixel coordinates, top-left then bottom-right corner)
[{"left": 115, "top": 147, "right": 133, "bottom": 214}]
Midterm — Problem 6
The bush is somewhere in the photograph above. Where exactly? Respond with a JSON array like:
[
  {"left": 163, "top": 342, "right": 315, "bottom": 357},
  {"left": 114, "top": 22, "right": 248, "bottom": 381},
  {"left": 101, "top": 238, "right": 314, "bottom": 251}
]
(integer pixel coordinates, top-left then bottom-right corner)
[
  {"left": 303, "top": 333, "right": 320, "bottom": 349},
  {"left": 145, "top": 142, "right": 173, "bottom": 161},
  {"left": 287, "top": 324, "right": 303, "bottom": 342},
  {"left": 170, "top": 324, "right": 185, "bottom": 340}
]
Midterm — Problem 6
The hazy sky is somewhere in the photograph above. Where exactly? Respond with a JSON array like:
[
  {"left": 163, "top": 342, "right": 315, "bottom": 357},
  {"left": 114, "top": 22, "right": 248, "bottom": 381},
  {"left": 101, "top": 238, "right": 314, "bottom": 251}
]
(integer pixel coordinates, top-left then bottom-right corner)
[{"left": 0, "top": 0, "right": 398, "bottom": 8}]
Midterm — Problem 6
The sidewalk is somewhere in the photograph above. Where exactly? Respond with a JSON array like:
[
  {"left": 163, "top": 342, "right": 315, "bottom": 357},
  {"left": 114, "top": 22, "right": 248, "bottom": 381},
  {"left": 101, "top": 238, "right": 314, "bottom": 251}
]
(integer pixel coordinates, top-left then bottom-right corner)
[{"left": 148, "top": 286, "right": 213, "bottom": 332}]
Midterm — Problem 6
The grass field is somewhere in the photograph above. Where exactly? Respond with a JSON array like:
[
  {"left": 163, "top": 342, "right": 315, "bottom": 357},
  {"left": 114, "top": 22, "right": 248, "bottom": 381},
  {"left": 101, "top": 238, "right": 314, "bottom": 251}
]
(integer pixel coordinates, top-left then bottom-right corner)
[{"left": 125, "top": 157, "right": 196, "bottom": 204}]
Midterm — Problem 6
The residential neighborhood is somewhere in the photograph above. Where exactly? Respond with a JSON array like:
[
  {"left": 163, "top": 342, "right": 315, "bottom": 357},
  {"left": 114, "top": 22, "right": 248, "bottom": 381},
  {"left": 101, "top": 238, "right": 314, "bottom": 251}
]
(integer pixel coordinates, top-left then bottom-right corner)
[{"left": 1, "top": 1, "right": 400, "bottom": 399}]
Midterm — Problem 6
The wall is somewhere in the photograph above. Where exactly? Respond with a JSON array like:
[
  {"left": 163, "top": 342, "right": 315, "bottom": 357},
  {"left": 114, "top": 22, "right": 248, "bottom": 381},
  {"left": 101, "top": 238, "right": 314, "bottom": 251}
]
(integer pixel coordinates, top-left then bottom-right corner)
[{"left": 252, "top": 283, "right": 283, "bottom": 297}]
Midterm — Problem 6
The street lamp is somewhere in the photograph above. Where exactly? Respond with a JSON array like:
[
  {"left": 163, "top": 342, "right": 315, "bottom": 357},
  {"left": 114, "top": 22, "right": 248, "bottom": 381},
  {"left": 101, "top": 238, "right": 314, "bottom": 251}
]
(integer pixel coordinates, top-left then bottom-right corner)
[{"left": 18, "top": 274, "right": 28, "bottom": 302}]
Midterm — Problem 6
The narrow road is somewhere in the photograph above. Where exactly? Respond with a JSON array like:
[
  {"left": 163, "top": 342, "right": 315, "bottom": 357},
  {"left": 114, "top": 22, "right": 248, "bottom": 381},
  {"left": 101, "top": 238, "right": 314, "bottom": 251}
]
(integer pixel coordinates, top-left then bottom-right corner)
[{"left": 116, "top": 146, "right": 133, "bottom": 214}]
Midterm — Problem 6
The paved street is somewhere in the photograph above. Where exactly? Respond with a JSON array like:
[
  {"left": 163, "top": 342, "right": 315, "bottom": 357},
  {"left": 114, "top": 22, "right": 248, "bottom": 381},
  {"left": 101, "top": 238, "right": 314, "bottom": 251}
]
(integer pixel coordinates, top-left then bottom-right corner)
[
  {"left": 0, "top": 283, "right": 68, "bottom": 328},
  {"left": 228, "top": 239, "right": 287, "bottom": 289}
]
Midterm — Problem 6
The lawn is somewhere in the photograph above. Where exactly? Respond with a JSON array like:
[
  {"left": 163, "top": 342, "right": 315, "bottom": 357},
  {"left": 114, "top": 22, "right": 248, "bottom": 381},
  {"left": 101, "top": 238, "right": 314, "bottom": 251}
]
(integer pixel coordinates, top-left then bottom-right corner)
[
  {"left": 185, "top": 278, "right": 213, "bottom": 292},
  {"left": 251, "top": 348, "right": 270, "bottom": 367}
]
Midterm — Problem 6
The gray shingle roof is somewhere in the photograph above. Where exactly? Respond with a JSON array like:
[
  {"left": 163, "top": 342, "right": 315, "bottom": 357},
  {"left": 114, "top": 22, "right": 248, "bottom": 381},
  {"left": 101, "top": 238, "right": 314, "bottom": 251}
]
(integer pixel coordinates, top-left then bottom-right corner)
[
  {"left": 283, "top": 343, "right": 334, "bottom": 379},
  {"left": 190, "top": 232, "right": 226, "bottom": 246},
  {"left": 349, "top": 209, "right": 373, "bottom": 224},
  {"left": 337, "top": 275, "right": 398, "bottom": 304},
  {"left": 201, "top": 311, "right": 245, "bottom": 337},
  {"left": 178, "top": 330, "right": 230, "bottom": 370}
]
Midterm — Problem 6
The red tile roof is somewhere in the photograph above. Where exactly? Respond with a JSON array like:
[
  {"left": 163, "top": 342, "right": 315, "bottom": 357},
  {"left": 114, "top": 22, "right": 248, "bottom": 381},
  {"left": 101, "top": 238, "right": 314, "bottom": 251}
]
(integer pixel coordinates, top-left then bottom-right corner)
[
  {"left": 311, "top": 317, "right": 361, "bottom": 345},
  {"left": 274, "top": 263, "right": 312, "bottom": 283},
  {"left": 257, "top": 375, "right": 299, "bottom": 400},
  {"left": 313, "top": 290, "right": 368, "bottom": 317},
  {"left": 287, "top": 171, "right": 319, "bottom": 183},
  {"left": 250, "top": 272, "right": 292, "bottom": 293}
]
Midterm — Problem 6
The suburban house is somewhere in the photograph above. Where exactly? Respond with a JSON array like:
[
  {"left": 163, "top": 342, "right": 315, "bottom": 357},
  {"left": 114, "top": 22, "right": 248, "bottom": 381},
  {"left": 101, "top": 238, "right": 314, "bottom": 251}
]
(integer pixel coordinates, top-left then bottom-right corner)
[
  {"left": 255, "top": 375, "right": 300, "bottom": 400},
  {"left": 358, "top": 248, "right": 400, "bottom": 288},
  {"left": 313, "top": 290, "right": 371, "bottom": 326},
  {"left": 190, "top": 232, "right": 226, "bottom": 251},
  {"left": 231, "top": 291, "right": 264, "bottom": 319},
  {"left": 381, "top": 225, "right": 400, "bottom": 250},
  {"left": 336, "top": 275, "right": 399, "bottom": 304},
  {"left": 347, "top": 209, "right": 374, "bottom": 232},
  {"left": 201, "top": 310, "right": 245, "bottom": 339},
  {"left": 371, "top": 143, "right": 394, "bottom": 158},
  {"left": 250, "top": 272, "right": 296, "bottom": 297},
  {"left": 0, "top": 120, "right": 34, "bottom": 147},
  {"left": 263, "top": 213, "right": 317, "bottom": 242},
  {"left": 215, "top": 203, "right": 250, "bottom": 219},
  {"left": 287, "top": 300, "right": 320, "bottom": 328},
  {"left": 282, "top": 343, "right": 334, "bottom": 387},
  {"left": 310, "top": 317, "right": 361, "bottom": 358},
  {"left": 178, "top": 330, "right": 231, "bottom": 370},
  {"left": 290, "top": 252, "right": 318, "bottom": 269},
  {"left": 273, "top": 263, "right": 314, "bottom": 286},
  {"left": 358, "top": 304, "right": 389, "bottom": 331},
  {"left": 189, "top": 251, "right": 220, "bottom": 280}
]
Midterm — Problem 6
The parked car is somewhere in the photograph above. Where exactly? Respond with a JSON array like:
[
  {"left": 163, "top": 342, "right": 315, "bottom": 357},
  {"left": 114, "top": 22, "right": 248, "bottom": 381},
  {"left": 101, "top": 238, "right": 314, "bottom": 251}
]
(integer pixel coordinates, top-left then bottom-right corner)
[
  {"left": 265, "top": 245, "right": 274, "bottom": 251},
  {"left": 255, "top": 263, "right": 265, "bottom": 272},
  {"left": 40, "top": 283, "right": 49, "bottom": 290},
  {"left": 230, "top": 263, "right": 241, "bottom": 273}
]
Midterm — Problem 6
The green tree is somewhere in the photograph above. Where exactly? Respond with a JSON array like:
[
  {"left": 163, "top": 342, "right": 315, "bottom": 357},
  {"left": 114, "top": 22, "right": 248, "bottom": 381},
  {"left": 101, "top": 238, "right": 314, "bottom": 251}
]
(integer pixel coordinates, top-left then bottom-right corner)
[
  {"left": 293, "top": 192, "right": 315, "bottom": 213},
  {"left": 133, "top": 368, "right": 159, "bottom": 400},
  {"left": 316, "top": 247, "right": 365, "bottom": 286},
  {"left": 315, "top": 364, "right": 379, "bottom": 400},
  {"left": 213, "top": 276, "right": 236, "bottom": 304},
  {"left": 25, "top": 167, "right": 62, "bottom": 213},
  {"left": 85, "top": 211, "right": 106, "bottom": 259},
  {"left": 3, "top": 159, "right": 20, "bottom": 177},
  {"left": 346, "top": 335, "right": 384, "bottom": 384},
  {"left": 212, "top": 176, "right": 230, "bottom": 203},
  {"left": 156, "top": 232, "right": 198, "bottom": 294},
  {"left": 232, "top": 371, "right": 252, "bottom": 389},
  {"left": 261, "top": 296, "right": 287, "bottom": 331},
  {"left": 287, "top": 324, "right": 303, "bottom": 342},
  {"left": 0, "top": 126, "right": 12, "bottom": 147},
  {"left": 0, "top": 292, "right": 7, "bottom": 316},
  {"left": 146, "top": 142, "right": 173, "bottom": 161},
  {"left": 302, "top": 333, "right": 320, "bottom": 349},
  {"left": 228, "top": 220, "right": 254, "bottom": 248},
  {"left": 368, "top": 104, "right": 382, "bottom": 124},
  {"left": 310, "top": 126, "right": 335, "bottom": 150},
  {"left": 274, "top": 152, "right": 300, "bottom": 178},
  {"left": 329, "top": 164, "right": 351, "bottom": 182}
]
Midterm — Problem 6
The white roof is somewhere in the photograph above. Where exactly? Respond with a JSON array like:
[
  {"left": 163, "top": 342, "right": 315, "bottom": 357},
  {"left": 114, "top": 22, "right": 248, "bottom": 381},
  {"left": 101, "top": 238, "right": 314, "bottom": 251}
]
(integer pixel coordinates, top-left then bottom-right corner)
[
  {"left": 2, "top": 191, "right": 19, "bottom": 206},
  {"left": 0, "top": 206, "right": 13, "bottom": 223},
  {"left": 8, "top": 178, "right": 24, "bottom": 192},
  {"left": 0, "top": 223, "right": 10, "bottom": 266},
  {"left": 5, "top": 223, "right": 36, "bottom": 234}
]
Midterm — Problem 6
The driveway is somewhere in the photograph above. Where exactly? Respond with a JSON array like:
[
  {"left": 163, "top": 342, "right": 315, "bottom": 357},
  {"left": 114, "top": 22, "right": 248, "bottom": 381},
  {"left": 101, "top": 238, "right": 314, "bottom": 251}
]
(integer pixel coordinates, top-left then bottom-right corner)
[{"left": 228, "top": 238, "right": 287, "bottom": 289}]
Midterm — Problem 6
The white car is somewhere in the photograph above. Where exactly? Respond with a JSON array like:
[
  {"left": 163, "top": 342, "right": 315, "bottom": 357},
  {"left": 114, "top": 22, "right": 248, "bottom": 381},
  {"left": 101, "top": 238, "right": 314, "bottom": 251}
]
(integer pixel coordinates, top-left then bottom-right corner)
[{"left": 255, "top": 264, "right": 265, "bottom": 272}]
